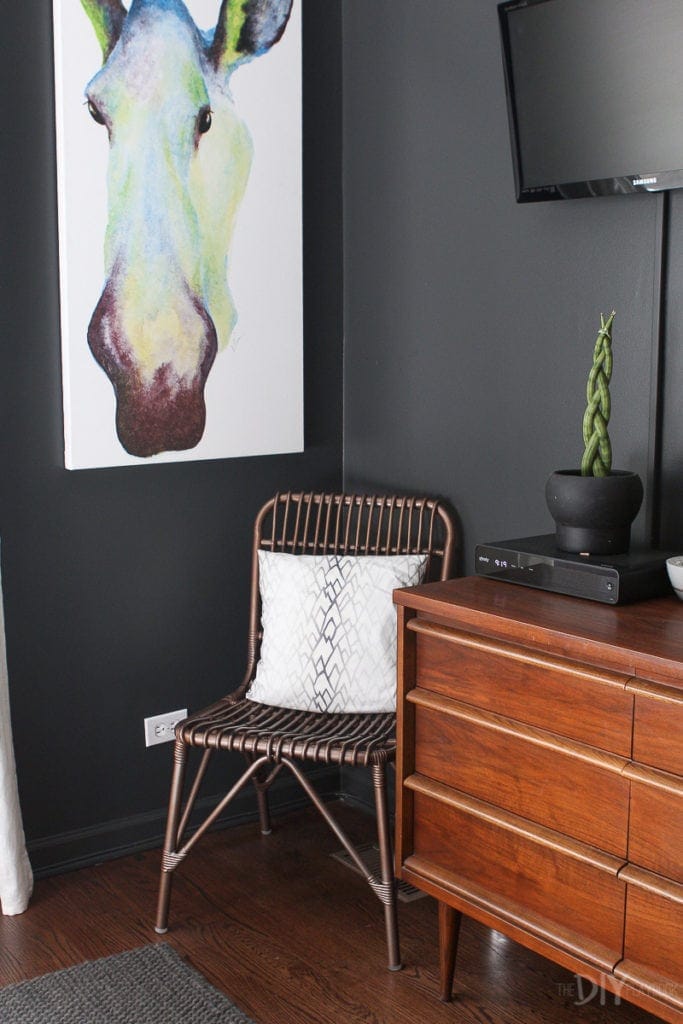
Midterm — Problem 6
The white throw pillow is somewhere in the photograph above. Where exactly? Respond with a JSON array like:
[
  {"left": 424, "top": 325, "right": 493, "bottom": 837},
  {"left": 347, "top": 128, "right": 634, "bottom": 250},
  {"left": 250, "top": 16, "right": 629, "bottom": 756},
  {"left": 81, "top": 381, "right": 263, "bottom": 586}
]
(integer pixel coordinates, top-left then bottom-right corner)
[{"left": 247, "top": 551, "right": 428, "bottom": 713}]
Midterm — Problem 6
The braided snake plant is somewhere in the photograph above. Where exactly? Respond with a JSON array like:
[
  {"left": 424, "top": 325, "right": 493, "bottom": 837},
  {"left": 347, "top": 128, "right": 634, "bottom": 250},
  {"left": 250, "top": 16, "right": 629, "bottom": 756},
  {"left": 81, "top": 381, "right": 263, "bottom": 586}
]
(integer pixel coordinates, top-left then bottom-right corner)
[{"left": 581, "top": 311, "right": 616, "bottom": 477}]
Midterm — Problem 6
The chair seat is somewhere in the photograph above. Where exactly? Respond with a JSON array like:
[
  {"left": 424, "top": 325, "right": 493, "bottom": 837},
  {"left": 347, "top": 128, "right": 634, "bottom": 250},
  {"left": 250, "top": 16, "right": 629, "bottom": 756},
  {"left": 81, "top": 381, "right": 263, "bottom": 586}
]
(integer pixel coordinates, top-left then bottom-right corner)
[{"left": 179, "top": 697, "right": 396, "bottom": 768}]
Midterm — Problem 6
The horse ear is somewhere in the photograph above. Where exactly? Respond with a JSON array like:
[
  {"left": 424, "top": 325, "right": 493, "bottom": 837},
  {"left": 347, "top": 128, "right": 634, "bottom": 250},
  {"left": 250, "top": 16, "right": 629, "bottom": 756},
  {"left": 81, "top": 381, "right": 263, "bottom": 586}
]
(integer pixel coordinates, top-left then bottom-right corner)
[
  {"left": 210, "top": 0, "right": 293, "bottom": 72},
  {"left": 80, "top": 0, "right": 127, "bottom": 61}
]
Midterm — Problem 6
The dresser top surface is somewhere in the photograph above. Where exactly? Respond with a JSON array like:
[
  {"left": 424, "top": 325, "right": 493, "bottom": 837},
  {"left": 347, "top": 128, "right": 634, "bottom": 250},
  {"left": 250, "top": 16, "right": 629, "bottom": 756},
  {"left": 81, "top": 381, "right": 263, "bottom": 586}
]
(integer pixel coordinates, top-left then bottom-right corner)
[{"left": 395, "top": 576, "right": 683, "bottom": 689}]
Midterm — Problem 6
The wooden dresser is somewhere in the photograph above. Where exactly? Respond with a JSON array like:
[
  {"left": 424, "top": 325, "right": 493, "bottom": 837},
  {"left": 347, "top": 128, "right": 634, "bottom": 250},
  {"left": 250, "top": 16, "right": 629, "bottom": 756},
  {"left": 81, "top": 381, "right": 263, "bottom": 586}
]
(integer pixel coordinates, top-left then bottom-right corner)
[{"left": 394, "top": 576, "right": 683, "bottom": 1023}]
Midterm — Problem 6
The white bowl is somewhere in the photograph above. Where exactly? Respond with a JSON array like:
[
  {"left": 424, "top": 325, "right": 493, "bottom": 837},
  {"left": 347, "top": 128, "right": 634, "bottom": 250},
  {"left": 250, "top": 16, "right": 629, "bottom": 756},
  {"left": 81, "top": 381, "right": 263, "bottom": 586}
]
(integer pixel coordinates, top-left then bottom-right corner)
[{"left": 666, "top": 556, "right": 683, "bottom": 599}]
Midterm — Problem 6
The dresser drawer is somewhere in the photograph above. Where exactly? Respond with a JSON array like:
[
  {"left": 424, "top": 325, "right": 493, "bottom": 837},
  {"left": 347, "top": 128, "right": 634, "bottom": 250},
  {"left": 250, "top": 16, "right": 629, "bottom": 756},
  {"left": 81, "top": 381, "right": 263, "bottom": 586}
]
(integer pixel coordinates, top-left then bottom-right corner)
[
  {"left": 410, "top": 620, "right": 633, "bottom": 755},
  {"left": 410, "top": 689, "right": 630, "bottom": 856},
  {"left": 405, "top": 775, "right": 626, "bottom": 971},
  {"left": 616, "top": 866, "right": 683, "bottom": 1012},
  {"left": 630, "top": 682, "right": 683, "bottom": 776},
  {"left": 626, "top": 764, "right": 683, "bottom": 884}
]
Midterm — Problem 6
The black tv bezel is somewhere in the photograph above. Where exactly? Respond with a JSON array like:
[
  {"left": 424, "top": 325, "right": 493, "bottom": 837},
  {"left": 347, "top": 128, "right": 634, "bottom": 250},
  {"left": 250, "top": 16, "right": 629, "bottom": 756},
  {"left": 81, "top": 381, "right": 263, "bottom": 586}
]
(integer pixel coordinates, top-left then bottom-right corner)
[{"left": 497, "top": 0, "right": 683, "bottom": 202}]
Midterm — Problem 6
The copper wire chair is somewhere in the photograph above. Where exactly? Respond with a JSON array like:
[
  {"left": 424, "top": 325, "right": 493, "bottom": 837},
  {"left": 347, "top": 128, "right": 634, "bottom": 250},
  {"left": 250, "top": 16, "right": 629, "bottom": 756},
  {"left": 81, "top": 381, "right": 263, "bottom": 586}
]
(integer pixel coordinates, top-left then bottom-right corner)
[{"left": 155, "top": 492, "right": 456, "bottom": 970}]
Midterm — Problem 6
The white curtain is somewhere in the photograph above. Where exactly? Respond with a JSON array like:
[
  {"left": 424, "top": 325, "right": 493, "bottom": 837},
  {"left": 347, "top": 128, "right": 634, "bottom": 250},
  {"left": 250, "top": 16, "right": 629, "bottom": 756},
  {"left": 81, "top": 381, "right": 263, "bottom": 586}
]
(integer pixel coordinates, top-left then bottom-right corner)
[{"left": 0, "top": 543, "right": 32, "bottom": 914}]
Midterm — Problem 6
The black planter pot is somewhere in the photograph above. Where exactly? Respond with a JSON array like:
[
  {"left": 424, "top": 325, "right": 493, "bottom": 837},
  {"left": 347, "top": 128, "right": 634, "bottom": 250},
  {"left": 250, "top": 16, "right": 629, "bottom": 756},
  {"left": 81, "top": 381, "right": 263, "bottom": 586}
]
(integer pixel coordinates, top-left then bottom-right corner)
[{"left": 545, "top": 470, "right": 644, "bottom": 555}]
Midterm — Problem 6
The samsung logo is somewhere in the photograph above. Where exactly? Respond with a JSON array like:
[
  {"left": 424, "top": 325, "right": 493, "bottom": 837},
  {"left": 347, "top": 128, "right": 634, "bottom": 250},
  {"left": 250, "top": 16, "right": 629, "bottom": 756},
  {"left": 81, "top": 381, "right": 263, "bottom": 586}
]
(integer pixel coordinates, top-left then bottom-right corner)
[{"left": 633, "top": 176, "right": 658, "bottom": 186}]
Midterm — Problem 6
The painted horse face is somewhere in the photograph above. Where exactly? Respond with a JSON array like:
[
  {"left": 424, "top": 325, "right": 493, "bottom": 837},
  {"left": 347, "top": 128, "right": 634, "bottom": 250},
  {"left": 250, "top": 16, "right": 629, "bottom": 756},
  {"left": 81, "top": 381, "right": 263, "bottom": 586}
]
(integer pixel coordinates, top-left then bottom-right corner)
[{"left": 80, "top": 0, "right": 292, "bottom": 457}]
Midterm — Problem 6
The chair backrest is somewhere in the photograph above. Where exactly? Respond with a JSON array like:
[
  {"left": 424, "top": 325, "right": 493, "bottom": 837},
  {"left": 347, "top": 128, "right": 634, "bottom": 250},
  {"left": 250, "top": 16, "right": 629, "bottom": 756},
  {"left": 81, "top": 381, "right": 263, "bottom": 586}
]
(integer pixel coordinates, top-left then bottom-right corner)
[{"left": 242, "top": 492, "right": 457, "bottom": 679}]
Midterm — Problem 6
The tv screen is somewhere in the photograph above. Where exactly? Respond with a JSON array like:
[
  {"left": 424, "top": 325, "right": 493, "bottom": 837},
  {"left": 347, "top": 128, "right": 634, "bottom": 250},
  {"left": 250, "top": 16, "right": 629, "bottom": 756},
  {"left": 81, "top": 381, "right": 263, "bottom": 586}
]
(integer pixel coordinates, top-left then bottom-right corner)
[{"left": 498, "top": 0, "right": 683, "bottom": 201}]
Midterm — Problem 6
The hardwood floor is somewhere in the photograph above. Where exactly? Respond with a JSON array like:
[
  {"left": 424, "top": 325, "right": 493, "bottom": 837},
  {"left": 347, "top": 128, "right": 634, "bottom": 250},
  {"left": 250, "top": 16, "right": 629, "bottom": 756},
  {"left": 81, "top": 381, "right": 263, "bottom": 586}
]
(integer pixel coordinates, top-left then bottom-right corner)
[{"left": 0, "top": 802, "right": 663, "bottom": 1024}]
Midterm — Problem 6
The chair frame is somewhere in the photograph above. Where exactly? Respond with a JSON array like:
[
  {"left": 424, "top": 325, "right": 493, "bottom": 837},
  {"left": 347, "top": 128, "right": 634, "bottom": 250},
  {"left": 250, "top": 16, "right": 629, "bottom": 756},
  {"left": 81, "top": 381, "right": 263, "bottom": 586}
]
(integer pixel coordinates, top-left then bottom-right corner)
[{"left": 155, "top": 492, "right": 457, "bottom": 970}]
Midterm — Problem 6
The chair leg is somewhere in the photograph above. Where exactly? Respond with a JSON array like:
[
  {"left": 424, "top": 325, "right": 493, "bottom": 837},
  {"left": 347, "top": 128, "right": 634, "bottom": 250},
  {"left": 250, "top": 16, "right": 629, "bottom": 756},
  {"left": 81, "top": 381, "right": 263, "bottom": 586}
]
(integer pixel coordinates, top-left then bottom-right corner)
[
  {"left": 246, "top": 754, "right": 272, "bottom": 835},
  {"left": 155, "top": 738, "right": 188, "bottom": 934},
  {"left": 277, "top": 756, "right": 401, "bottom": 971},
  {"left": 372, "top": 762, "right": 402, "bottom": 972},
  {"left": 256, "top": 786, "right": 272, "bottom": 835}
]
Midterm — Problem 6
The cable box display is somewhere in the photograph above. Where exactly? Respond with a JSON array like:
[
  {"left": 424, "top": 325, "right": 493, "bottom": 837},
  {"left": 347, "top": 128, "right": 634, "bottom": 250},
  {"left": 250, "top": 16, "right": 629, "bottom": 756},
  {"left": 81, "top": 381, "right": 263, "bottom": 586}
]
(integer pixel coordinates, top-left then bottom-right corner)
[{"left": 474, "top": 534, "right": 672, "bottom": 604}]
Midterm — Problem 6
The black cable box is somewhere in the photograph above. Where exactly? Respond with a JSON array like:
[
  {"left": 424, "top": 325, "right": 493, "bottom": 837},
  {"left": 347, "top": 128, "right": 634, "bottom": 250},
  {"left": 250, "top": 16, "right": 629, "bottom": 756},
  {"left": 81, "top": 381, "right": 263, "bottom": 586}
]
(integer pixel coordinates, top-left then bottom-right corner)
[{"left": 474, "top": 534, "right": 672, "bottom": 604}]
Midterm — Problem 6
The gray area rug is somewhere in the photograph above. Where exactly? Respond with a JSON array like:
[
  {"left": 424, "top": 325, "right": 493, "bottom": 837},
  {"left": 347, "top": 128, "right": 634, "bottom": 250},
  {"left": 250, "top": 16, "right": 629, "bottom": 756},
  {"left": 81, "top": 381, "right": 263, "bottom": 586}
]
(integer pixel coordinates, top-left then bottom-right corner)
[{"left": 0, "top": 943, "right": 256, "bottom": 1024}]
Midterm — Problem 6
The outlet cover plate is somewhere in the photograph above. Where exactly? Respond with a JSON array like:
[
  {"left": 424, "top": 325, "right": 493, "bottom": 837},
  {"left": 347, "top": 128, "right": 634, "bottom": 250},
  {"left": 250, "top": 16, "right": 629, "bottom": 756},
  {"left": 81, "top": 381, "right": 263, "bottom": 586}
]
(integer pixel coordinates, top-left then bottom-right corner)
[{"left": 144, "top": 709, "right": 188, "bottom": 747}]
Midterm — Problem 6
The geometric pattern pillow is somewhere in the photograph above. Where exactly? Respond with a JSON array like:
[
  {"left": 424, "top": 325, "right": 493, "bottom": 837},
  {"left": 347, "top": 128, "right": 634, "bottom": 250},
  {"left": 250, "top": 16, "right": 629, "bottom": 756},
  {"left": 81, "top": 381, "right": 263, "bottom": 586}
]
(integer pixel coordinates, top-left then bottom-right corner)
[{"left": 246, "top": 552, "right": 428, "bottom": 713}]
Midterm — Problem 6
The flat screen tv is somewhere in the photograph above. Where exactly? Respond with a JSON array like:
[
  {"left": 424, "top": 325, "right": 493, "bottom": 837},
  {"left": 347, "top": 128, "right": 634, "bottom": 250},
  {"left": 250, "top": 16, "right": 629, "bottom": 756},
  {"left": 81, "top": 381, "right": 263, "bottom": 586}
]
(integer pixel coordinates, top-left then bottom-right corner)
[{"left": 498, "top": 0, "right": 683, "bottom": 201}]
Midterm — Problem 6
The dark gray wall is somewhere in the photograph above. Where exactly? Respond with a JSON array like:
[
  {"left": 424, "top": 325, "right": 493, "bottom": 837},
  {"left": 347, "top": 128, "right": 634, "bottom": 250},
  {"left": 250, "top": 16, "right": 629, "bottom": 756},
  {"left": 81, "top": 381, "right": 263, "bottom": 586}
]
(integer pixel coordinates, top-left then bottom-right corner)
[
  {"left": 342, "top": 0, "right": 678, "bottom": 568},
  {"left": 661, "top": 191, "right": 683, "bottom": 546},
  {"left": 0, "top": 2, "right": 343, "bottom": 872},
  {"left": 4, "top": 0, "right": 683, "bottom": 873}
]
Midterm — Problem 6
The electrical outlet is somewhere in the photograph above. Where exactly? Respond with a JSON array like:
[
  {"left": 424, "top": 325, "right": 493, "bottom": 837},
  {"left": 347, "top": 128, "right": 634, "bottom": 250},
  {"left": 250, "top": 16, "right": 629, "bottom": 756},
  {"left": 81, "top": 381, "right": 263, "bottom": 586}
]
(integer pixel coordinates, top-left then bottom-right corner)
[{"left": 144, "top": 708, "right": 188, "bottom": 747}]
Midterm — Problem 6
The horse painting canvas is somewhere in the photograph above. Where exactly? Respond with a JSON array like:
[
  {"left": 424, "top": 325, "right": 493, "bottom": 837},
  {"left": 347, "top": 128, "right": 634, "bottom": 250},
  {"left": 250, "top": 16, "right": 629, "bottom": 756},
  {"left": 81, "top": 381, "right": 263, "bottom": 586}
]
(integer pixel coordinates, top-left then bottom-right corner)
[{"left": 53, "top": 0, "right": 302, "bottom": 467}]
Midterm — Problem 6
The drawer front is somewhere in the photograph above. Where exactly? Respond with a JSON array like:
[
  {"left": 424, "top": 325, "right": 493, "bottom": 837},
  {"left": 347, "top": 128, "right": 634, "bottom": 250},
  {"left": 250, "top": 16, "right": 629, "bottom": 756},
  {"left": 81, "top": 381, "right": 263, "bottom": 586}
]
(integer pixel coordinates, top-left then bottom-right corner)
[
  {"left": 626, "top": 765, "right": 683, "bottom": 884},
  {"left": 631, "top": 686, "right": 683, "bottom": 776},
  {"left": 413, "top": 623, "right": 633, "bottom": 755},
  {"left": 408, "top": 782, "right": 626, "bottom": 970},
  {"left": 617, "top": 867, "right": 683, "bottom": 1011},
  {"left": 412, "top": 694, "right": 630, "bottom": 856}
]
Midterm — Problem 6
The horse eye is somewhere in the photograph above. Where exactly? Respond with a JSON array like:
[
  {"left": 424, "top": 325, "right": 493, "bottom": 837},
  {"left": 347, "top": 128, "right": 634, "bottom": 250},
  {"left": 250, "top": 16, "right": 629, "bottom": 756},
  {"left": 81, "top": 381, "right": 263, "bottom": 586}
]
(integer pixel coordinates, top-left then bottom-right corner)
[
  {"left": 87, "top": 99, "right": 106, "bottom": 126},
  {"left": 197, "top": 107, "right": 212, "bottom": 134}
]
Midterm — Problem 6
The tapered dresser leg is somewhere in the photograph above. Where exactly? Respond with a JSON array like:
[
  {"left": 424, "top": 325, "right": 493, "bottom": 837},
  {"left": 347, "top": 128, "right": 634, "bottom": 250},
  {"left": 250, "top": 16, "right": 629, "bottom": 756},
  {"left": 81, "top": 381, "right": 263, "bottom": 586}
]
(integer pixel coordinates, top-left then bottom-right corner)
[{"left": 439, "top": 901, "right": 462, "bottom": 1002}]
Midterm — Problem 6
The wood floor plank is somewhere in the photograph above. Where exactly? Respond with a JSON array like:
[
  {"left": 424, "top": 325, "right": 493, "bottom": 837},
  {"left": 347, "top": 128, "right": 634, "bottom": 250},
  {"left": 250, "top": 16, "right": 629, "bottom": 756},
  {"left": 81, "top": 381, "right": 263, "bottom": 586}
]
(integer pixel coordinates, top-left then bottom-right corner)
[{"left": 0, "top": 803, "right": 662, "bottom": 1023}]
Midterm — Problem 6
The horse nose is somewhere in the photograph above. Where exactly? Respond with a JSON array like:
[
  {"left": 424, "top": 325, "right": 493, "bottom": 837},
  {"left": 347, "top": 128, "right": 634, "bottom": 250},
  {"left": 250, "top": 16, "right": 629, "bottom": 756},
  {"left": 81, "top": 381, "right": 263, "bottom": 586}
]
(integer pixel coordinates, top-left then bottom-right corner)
[{"left": 87, "top": 276, "right": 218, "bottom": 457}]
